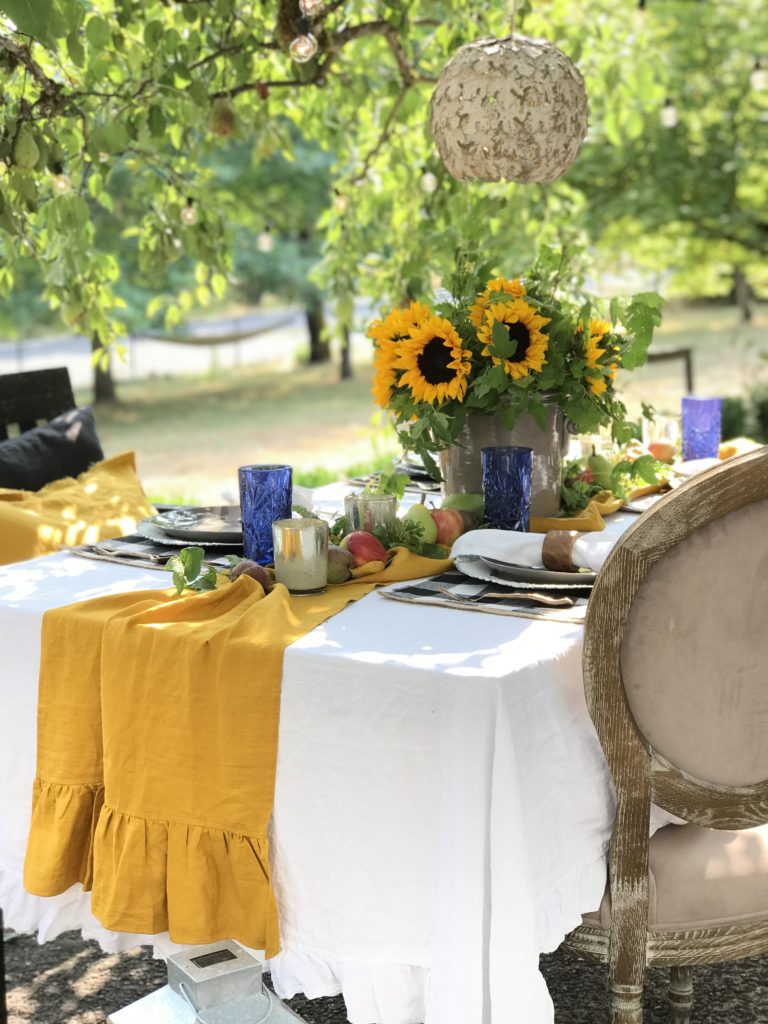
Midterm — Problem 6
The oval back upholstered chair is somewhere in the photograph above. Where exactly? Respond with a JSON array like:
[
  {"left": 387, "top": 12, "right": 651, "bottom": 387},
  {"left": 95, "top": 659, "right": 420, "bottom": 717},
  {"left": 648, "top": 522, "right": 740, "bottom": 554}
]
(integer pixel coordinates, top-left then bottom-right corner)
[{"left": 563, "top": 446, "right": 768, "bottom": 1024}]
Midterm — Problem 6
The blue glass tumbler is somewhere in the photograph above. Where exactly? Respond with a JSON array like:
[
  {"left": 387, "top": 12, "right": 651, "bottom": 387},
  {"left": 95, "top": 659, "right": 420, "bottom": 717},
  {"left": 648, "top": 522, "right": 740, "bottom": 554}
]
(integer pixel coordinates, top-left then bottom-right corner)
[
  {"left": 681, "top": 397, "right": 722, "bottom": 461},
  {"left": 238, "top": 464, "right": 292, "bottom": 565},
  {"left": 481, "top": 446, "right": 533, "bottom": 532}
]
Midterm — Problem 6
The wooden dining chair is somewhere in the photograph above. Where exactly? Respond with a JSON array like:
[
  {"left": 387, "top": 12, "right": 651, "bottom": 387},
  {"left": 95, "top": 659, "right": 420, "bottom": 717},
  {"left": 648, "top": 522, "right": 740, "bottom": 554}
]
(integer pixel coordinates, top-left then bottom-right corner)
[
  {"left": 0, "top": 366, "right": 75, "bottom": 440},
  {"left": 563, "top": 445, "right": 768, "bottom": 1023}
]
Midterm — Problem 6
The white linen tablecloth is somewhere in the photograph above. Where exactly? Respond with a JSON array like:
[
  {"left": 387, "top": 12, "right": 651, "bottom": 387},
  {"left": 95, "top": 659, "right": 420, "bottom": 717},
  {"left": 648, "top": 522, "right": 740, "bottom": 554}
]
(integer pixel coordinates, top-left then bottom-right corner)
[{"left": 0, "top": 520, "right": 639, "bottom": 1023}]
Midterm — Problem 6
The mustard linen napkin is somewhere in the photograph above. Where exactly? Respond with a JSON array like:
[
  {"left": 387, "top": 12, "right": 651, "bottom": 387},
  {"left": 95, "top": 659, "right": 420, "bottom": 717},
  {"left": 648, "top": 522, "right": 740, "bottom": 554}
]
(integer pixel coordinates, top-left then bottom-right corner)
[
  {"left": 530, "top": 490, "right": 624, "bottom": 533},
  {"left": 0, "top": 451, "right": 155, "bottom": 565},
  {"left": 24, "top": 546, "right": 452, "bottom": 954}
]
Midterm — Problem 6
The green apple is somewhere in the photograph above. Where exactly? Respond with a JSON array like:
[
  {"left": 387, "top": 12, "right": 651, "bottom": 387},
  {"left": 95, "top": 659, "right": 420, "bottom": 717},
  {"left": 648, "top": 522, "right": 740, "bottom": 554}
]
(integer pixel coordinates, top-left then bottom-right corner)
[
  {"left": 403, "top": 502, "right": 438, "bottom": 543},
  {"left": 442, "top": 492, "right": 484, "bottom": 527},
  {"left": 442, "top": 492, "right": 484, "bottom": 514}
]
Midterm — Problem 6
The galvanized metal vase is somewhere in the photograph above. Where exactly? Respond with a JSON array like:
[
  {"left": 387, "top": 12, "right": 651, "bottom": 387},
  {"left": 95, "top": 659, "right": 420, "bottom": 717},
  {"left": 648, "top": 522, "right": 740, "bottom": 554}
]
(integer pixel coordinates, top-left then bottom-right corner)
[{"left": 439, "top": 401, "right": 571, "bottom": 517}]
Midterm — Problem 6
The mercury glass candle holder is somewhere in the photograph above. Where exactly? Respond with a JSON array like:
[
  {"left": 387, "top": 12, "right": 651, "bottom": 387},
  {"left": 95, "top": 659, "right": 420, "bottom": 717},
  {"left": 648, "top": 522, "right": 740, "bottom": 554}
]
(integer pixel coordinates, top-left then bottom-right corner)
[
  {"left": 344, "top": 493, "right": 398, "bottom": 533},
  {"left": 238, "top": 464, "right": 292, "bottom": 565},
  {"left": 681, "top": 397, "right": 722, "bottom": 461},
  {"left": 481, "top": 445, "right": 533, "bottom": 532},
  {"left": 272, "top": 518, "right": 329, "bottom": 595}
]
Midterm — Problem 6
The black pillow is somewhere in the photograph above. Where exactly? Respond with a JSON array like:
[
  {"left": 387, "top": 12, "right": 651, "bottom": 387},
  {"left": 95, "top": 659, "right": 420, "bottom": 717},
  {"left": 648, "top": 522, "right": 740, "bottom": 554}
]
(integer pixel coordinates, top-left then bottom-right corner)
[{"left": 0, "top": 406, "right": 105, "bottom": 491}]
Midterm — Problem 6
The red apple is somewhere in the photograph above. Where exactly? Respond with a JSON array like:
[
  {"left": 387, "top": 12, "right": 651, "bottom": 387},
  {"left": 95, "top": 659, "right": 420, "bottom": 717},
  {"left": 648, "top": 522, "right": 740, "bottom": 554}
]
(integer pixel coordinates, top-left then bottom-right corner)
[
  {"left": 343, "top": 531, "right": 389, "bottom": 567},
  {"left": 430, "top": 507, "right": 465, "bottom": 546},
  {"left": 648, "top": 441, "right": 676, "bottom": 464}
]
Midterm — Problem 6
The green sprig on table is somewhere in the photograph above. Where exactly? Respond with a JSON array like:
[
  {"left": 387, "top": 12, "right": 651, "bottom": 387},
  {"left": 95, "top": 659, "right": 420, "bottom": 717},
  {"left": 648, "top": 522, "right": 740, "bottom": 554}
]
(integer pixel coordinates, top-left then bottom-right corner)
[{"left": 167, "top": 546, "right": 218, "bottom": 595}]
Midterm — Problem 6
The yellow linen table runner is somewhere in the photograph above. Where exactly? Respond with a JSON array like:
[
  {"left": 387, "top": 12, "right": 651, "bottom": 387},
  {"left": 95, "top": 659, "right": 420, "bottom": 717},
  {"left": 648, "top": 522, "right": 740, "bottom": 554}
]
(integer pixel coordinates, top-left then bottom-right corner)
[{"left": 23, "top": 548, "right": 452, "bottom": 954}]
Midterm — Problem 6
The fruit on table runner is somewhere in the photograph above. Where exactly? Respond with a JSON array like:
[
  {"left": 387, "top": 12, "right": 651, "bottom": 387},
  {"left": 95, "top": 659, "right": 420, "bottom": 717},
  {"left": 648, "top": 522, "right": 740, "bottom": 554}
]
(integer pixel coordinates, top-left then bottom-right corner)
[
  {"left": 648, "top": 441, "right": 676, "bottom": 464},
  {"left": 230, "top": 560, "right": 273, "bottom": 590},
  {"left": 328, "top": 545, "right": 355, "bottom": 583},
  {"left": 441, "top": 492, "right": 484, "bottom": 529},
  {"left": 341, "top": 531, "right": 389, "bottom": 567},
  {"left": 586, "top": 452, "right": 613, "bottom": 490},
  {"left": 430, "top": 507, "right": 464, "bottom": 546},
  {"left": 403, "top": 503, "right": 438, "bottom": 543}
]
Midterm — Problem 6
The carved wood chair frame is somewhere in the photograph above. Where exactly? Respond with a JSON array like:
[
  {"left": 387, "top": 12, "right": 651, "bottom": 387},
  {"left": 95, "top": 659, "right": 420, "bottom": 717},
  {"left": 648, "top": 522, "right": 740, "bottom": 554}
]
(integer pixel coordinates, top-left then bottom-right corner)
[{"left": 564, "top": 446, "right": 768, "bottom": 1024}]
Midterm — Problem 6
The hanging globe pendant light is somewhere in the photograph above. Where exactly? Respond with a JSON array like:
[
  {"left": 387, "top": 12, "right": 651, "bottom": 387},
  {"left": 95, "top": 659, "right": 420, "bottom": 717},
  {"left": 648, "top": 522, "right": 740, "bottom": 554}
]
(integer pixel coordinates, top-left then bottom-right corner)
[{"left": 429, "top": 34, "right": 589, "bottom": 184}]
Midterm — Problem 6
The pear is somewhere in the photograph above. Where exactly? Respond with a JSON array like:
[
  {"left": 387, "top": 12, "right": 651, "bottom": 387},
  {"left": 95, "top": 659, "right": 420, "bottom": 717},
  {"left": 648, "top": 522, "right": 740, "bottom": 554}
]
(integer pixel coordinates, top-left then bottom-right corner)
[
  {"left": 403, "top": 502, "right": 438, "bottom": 543},
  {"left": 327, "top": 545, "right": 354, "bottom": 584},
  {"left": 210, "top": 98, "right": 236, "bottom": 137},
  {"left": 586, "top": 452, "right": 613, "bottom": 491},
  {"left": 12, "top": 126, "right": 39, "bottom": 170}
]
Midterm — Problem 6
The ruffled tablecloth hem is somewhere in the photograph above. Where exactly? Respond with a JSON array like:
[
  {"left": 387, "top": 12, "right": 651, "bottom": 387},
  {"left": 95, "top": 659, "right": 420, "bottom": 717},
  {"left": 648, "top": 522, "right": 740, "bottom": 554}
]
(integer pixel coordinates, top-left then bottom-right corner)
[
  {"left": 534, "top": 852, "right": 608, "bottom": 954},
  {"left": 268, "top": 945, "right": 429, "bottom": 1024}
]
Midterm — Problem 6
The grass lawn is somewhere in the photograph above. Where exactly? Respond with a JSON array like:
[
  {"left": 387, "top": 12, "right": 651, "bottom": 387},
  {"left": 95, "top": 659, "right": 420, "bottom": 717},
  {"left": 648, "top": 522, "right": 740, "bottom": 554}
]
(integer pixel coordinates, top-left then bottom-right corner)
[
  {"left": 81, "top": 303, "right": 768, "bottom": 505},
  {"left": 83, "top": 360, "right": 400, "bottom": 504}
]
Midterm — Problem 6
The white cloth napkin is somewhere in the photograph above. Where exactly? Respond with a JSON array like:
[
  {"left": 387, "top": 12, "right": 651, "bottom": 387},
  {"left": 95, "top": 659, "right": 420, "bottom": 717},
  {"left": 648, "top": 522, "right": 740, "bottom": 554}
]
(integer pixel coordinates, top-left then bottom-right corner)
[{"left": 450, "top": 528, "right": 618, "bottom": 573}]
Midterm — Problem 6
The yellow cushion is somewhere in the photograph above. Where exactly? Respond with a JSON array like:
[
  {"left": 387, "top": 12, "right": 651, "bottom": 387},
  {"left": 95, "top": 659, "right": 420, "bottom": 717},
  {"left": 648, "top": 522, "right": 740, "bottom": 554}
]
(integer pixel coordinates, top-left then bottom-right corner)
[{"left": 0, "top": 451, "right": 155, "bottom": 566}]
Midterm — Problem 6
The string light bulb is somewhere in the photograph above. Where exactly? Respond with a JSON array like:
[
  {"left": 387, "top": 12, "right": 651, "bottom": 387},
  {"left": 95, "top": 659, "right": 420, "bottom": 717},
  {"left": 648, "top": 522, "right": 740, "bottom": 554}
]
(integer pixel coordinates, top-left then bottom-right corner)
[
  {"left": 750, "top": 59, "right": 767, "bottom": 92},
  {"left": 660, "top": 98, "right": 678, "bottom": 129},
  {"left": 180, "top": 199, "right": 198, "bottom": 225},
  {"left": 289, "top": 32, "right": 317, "bottom": 62},
  {"left": 257, "top": 229, "right": 274, "bottom": 253},
  {"left": 420, "top": 170, "right": 438, "bottom": 193},
  {"left": 299, "top": 0, "right": 323, "bottom": 15},
  {"left": 52, "top": 172, "right": 71, "bottom": 195}
]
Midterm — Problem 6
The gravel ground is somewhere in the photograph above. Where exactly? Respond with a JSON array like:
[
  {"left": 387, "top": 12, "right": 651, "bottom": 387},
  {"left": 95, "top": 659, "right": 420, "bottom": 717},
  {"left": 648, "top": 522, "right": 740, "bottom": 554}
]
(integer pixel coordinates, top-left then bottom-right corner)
[{"left": 5, "top": 930, "right": 768, "bottom": 1023}]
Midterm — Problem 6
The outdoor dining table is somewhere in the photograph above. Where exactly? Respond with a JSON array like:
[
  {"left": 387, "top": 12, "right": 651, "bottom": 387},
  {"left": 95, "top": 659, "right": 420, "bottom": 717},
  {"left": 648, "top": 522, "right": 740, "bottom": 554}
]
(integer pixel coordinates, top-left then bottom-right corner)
[{"left": 0, "top": 503, "right": 673, "bottom": 1024}]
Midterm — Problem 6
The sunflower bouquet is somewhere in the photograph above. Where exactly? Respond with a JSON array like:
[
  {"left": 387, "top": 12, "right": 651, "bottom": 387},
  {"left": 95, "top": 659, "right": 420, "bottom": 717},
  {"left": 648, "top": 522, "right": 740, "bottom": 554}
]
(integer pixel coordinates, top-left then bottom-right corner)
[{"left": 368, "top": 247, "right": 664, "bottom": 477}]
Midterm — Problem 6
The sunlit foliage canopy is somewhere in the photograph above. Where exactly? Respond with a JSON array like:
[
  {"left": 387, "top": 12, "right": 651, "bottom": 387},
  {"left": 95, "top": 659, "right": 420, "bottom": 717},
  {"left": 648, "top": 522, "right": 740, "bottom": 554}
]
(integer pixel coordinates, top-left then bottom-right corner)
[{"left": 0, "top": 0, "right": 765, "bottom": 350}]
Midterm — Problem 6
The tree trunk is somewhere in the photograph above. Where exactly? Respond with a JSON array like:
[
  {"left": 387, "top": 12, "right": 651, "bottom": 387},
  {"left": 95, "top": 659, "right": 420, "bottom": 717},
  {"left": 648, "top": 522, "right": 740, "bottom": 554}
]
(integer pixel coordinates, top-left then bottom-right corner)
[
  {"left": 91, "top": 334, "right": 117, "bottom": 404},
  {"left": 340, "top": 324, "right": 352, "bottom": 381},
  {"left": 306, "top": 300, "right": 330, "bottom": 364},
  {"left": 733, "top": 265, "right": 752, "bottom": 323}
]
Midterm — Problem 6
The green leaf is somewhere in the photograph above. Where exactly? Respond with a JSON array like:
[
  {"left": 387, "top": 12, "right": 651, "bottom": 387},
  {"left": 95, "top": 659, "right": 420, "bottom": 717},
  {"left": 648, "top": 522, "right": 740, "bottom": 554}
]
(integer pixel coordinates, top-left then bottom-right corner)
[
  {"left": 144, "top": 19, "right": 164, "bottom": 48},
  {"left": 85, "top": 15, "right": 111, "bottom": 50},
  {"left": 0, "top": 0, "right": 59, "bottom": 45},
  {"left": 66, "top": 29, "right": 84, "bottom": 66},
  {"left": 148, "top": 105, "right": 166, "bottom": 139},
  {"left": 489, "top": 320, "right": 516, "bottom": 359}
]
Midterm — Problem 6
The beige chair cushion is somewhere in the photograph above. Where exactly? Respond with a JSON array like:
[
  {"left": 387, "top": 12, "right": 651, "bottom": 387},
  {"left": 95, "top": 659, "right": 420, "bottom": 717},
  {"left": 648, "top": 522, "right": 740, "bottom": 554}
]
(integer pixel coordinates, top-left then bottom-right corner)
[
  {"left": 620, "top": 496, "right": 768, "bottom": 788},
  {"left": 583, "top": 823, "right": 768, "bottom": 932}
]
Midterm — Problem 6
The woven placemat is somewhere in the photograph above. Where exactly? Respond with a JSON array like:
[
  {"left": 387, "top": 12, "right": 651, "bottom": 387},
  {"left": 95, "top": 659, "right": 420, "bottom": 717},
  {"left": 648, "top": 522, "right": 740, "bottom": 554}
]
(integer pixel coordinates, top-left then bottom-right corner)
[{"left": 379, "top": 569, "right": 589, "bottom": 623}]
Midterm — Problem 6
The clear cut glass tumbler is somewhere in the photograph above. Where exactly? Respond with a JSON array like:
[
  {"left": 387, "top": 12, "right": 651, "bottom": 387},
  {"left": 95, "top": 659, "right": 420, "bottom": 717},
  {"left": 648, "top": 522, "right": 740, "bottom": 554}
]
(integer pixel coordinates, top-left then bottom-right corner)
[
  {"left": 238, "top": 464, "right": 292, "bottom": 565},
  {"left": 681, "top": 397, "right": 722, "bottom": 461},
  {"left": 481, "top": 445, "right": 533, "bottom": 532}
]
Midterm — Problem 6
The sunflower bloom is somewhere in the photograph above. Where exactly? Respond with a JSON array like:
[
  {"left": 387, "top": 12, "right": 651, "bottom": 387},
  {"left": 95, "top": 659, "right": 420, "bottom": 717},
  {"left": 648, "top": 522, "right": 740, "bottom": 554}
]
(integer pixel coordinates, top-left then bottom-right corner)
[
  {"left": 371, "top": 339, "right": 399, "bottom": 408},
  {"left": 368, "top": 306, "right": 425, "bottom": 347},
  {"left": 478, "top": 300, "right": 550, "bottom": 381},
  {"left": 397, "top": 316, "right": 472, "bottom": 405},
  {"left": 369, "top": 304, "right": 432, "bottom": 407},
  {"left": 469, "top": 277, "right": 526, "bottom": 328},
  {"left": 580, "top": 319, "right": 613, "bottom": 396}
]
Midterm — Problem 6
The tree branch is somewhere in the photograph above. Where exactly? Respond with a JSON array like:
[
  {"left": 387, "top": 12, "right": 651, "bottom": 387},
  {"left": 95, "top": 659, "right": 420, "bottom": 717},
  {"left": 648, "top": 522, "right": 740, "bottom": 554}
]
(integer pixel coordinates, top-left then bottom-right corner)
[
  {"left": 351, "top": 87, "right": 410, "bottom": 185},
  {"left": 0, "top": 35, "right": 63, "bottom": 104}
]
